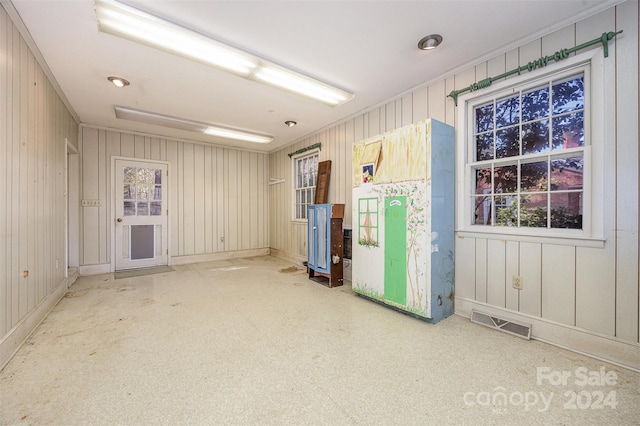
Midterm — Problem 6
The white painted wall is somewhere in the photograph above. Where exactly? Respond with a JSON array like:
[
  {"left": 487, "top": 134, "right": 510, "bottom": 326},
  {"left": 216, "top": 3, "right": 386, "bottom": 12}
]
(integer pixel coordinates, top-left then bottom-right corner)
[
  {"left": 0, "top": 3, "right": 79, "bottom": 368},
  {"left": 78, "top": 126, "right": 270, "bottom": 271},
  {"left": 268, "top": 2, "right": 639, "bottom": 369}
]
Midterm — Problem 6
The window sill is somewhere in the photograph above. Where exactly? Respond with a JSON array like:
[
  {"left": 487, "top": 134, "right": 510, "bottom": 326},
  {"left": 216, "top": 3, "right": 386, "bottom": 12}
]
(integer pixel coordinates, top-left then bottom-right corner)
[{"left": 455, "top": 229, "right": 606, "bottom": 249}]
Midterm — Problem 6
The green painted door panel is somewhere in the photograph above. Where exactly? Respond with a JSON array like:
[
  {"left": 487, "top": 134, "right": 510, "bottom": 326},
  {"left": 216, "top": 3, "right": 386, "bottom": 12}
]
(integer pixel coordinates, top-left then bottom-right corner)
[{"left": 384, "top": 196, "right": 407, "bottom": 305}]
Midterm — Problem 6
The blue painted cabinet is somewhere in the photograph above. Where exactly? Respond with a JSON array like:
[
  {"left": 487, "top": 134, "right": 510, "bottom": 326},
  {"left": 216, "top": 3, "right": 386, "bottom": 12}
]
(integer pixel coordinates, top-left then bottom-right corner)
[
  {"left": 307, "top": 204, "right": 344, "bottom": 287},
  {"left": 351, "top": 119, "right": 455, "bottom": 323}
]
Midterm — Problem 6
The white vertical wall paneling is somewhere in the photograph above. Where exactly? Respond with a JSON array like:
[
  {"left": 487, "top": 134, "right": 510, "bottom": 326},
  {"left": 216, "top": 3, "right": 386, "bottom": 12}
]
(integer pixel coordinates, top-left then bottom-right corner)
[
  {"left": 427, "top": 80, "right": 446, "bottom": 123},
  {"left": 182, "top": 142, "right": 195, "bottom": 255},
  {"left": 575, "top": 245, "right": 616, "bottom": 335},
  {"left": 454, "top": 236, "right": 476, "bottom": 300},
  {"left": 81, "top": 127, "right": 99, "bottom": 265},
  {"left": 0, "top": 3, "right": 77, "bottom": 346},
  {"left": 194, "top": 144, "right": 205, "bottom": 254},
  {"left": 241, "top": 151, "right": 251, "bottom": 249},
  {"left": 518, "top": 242, "right": 542, "bottom": 317},
  {"left": 204, "top": 146, "right": 213, "bottom": 253},
  {"left": 134, "top": 134, "right": 145, "bottom": 159},
  {"left": 385, "top": 102, "right": 395, "bottom": 132},
  {"left": 486, "top": 239, "right": 506, "bottom": 308},
  {"left": 0, "top": 0, "right": 8, "bottom": 337},
  {"left": 6, "top": 21, "right": 16, "bottom": 325},
  {"left": 574, "top": 7, "right": 618, "bottom": 337},
  {"left": 444, "top": 76, "right": 455, "bottom": 126},
  {"left": 615, "top": 0, "right": 639, "bottom": 343},
  {"left": 505, "top": 240, "right": 520, "bottom": 311},
  {"left": 541, "top": 245, "right": 576, "bottom": 326},
  {"left": 412, "top": 86, "right": 427, "bottom": 122},
  {"left": 216, "top": 147, "right": 225, "bottom": 251},
  {"left": 166, "top": 140, "right": 179, "bottom": 256},
  {"left": 474, "top": 239, "right": 488, "bottom": 303},
  {"left": 26, "top": 49, "right": 36, "bottom": 312},
  {"left": 120, "top": 132, "right": 134, "bottom": 158},
  {"left": 18, "top": 26, "right": 29, "bottom": 319},
  {"left": 105, "top": 131, "right": 121, "bottom": 264},
  {"left": 226, "top": 149, "right": 237, "bottom": 251},
  {"left": 98, "top": 129, "right": 107, "bottom": 264}
]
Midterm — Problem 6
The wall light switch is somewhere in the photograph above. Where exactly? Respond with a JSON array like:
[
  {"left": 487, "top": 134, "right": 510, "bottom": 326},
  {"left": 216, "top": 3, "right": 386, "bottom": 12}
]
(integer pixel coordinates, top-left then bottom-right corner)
[{"left": 82, "top": 199, "right": 102, "bottom": 207}]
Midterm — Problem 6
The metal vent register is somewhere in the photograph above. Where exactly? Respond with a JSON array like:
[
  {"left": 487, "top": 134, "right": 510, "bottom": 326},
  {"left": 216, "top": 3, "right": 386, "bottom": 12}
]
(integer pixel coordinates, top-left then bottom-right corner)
[{"left": 471, "top": 309, "right": 532, "bottom": 340}]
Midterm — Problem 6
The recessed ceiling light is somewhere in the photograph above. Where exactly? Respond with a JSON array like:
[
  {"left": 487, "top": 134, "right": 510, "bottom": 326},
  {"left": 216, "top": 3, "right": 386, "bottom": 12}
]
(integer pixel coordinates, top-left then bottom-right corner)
[
  {"left": 95, "top": 0, "right": 353, "bottom": 106},
  {"left": 114, "top": 106, "right": 273, "bottom": 144},
  {"left": 285, "top": 121, "right": 297, "bottom": 127},
  {"left": 108, "top": 76, "right": 130, "bottom": 87},
  {"left": 417, "top": 34, "right": 443, "bottom": 50}
]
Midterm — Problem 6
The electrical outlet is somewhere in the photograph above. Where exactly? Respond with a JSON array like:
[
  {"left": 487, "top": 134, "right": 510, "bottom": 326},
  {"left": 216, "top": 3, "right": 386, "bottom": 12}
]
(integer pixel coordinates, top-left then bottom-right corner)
[{"left": 513, "top": 275, "right": 523, "bottom": 290}]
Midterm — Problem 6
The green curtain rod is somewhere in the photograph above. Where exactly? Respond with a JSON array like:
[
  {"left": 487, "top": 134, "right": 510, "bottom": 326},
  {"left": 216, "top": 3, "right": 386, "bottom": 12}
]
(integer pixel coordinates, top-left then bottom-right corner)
[
  {"left": 288, "top": 143, "right": 322, "bottom": 158},
  {"left": 448, "top": 30, "right": 623, "bottom": 106}
]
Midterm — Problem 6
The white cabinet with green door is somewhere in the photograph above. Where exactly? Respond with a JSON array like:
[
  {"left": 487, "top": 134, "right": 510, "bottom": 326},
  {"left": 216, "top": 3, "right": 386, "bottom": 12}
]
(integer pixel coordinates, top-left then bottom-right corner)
[{"left": 351, "top": 119, "right": 455, "bottom": 322}]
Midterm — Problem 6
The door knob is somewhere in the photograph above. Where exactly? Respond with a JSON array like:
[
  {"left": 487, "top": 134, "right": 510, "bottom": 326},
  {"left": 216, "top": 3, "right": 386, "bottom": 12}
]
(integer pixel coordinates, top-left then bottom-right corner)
[{"left": 116, "top": 218, "right": 123, "bottom": 222}]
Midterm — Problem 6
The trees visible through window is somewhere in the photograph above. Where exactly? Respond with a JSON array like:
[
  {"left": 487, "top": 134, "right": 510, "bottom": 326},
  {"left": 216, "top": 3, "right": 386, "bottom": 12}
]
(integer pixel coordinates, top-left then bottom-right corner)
[
  {"left": 470, "top": 72, "right": 585, "bottom": 230},
  {"left": 293, "top": 151, "right": 318, "bottom": 220}
]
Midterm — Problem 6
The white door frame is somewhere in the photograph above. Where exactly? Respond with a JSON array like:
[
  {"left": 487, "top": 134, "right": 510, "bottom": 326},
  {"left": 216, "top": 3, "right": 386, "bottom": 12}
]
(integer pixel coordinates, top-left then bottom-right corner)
[
  {"left": 66, "top": 139, "right": 80, "bottom": 276},
  {"left": 111, "top": 156, "right": 171, "bottom": 272}
]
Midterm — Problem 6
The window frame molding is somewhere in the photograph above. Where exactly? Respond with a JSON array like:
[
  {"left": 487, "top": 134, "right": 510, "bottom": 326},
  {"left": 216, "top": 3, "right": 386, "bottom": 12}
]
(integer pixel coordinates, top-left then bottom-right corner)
[
  {"left": 291, "top": 148, "right": 320, "bottom": 223},
  {"left": 455, "top": 49, "right": 607, "bottom": 247}
]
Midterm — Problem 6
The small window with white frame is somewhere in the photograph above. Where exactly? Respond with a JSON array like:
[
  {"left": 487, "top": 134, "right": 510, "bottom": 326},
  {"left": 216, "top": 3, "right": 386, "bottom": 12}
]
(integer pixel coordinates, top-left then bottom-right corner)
[
  {"left": 292, "top": 150, "right": 319, "bottom": 220},
  {"left": 458, "top": 54, "right": 600, "bottom": 239}
]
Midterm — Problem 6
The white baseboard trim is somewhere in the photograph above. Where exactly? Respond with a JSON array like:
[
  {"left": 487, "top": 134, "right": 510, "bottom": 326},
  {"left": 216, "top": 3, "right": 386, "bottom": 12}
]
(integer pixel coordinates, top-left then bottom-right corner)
[
  {"left": 455, "top": 298, "right": 640, "bottom": 372},
  {"left": 269, "top": 248, "right": 306, "bottom": 266},
  {"left": 170, "top": 248, "right": 270, "bottom": 266},
  {"left": 79, "top": 263, "right": 111, "bottom": 276},
  {"left": 0, "top": 277, "right": 70, "bottom": 371}
]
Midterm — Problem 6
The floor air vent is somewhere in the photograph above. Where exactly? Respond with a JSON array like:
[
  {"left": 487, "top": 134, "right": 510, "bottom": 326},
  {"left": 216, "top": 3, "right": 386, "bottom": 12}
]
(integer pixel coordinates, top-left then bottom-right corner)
[{"left": 471, "top": 309, "right": 532, "bottom": 340}]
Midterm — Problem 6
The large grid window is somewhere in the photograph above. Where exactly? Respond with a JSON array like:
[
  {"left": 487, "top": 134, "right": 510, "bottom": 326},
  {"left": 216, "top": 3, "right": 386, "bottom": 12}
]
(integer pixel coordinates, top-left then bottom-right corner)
[
  {"left": 469, "top": 68, "right": 587, "bottom": 231},
  {"left": 293, "top": 151, "right": 318, "bottom": 220}
]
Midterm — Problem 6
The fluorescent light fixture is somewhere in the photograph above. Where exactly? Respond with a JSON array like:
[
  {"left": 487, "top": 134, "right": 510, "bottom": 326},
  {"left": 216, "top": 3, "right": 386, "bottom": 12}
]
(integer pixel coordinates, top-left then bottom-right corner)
[
  {"left": 115, "top": 106, "right": 273, "bottom": 144},
  {"left": 94, "top": 0, "right": 353, "bottom": 106}
]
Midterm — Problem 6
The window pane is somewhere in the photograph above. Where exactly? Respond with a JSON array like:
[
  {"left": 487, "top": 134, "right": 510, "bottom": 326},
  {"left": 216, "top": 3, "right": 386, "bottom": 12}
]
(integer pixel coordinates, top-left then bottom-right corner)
[
  {"left": 150, "top": 202, "right": 162, "bottom": 216},
  {"left": 552, "top": 111, "right": 584, "bottom": 150},
  {"left": 475, "top": 102, "right": 494, "bottom": 133},
  {"left": 472, "top": 196, "right": 491, "bottom": 225},
  {"left": 154, "top": 169, "right": 162, "bottom": 185},
  {"left": 496, "top": 95, "right": 520, "bottom": 128},
  {"left": 550, "top": 192, "right": 582, "bottom": 229},
  {"left": 522, "top": 86, "right": 549, "bottom": 122},
  {"left": 123, "top": 201, "right": 136, "bottom": 216},
  {"left": 551, "top": 156, "right": 583, "bottom": 190},
  {"left": 154, "top": 186, "right": 162, "bottom": 200},
  {"left": 475, "top": 133, "right": 494, "bottom": 161},
  {"left": 521, "top": 119, "right": 549, "bottom": 155},
  {"left": 123, "top": 184, "right": 134, "bottom": 200},
  {"left": 137, "top": 202, "right": 149, "bottom": 216},
  {"left": 520, "top": 194, "right": 547, "bottom": 228},
  {"left": 494, "top": 164, "right": 518, "bottom": 193},
  {"left": 495, "top": 127, "right": 520, "bottom": 159},
  {"left": 552, "top": 75, "right": 584, "bottom": 114},
  {"left": 521, "top": 161, "right": 548, "bottom": 192},
  {"left": 495, "top": 196, "right": 518, "bottom": 227},
  {"left": 124, "top": 167, "right": 135, "bottom": 184},
  {"left": 474, "top": 168, "right": 492, "bottom": 194}
]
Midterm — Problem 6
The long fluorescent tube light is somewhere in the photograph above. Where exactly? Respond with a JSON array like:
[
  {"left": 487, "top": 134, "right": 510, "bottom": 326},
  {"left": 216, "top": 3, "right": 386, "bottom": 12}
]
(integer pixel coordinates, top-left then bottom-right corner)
[
  {"left": 95, "top": 0, "right": 353, "bottom": 106},
  {"left": 115, "top": 106, "right": 273, "bottom": 144}
]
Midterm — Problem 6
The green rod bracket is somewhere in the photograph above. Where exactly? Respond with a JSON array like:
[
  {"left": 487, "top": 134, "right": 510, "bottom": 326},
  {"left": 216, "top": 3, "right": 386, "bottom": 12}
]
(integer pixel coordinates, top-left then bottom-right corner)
[
  {"left": 288, "top": 142, "right": 321, "bottom": 158},
  {"left": 448, "top": 30, "right": 623, "bottom": 106}
]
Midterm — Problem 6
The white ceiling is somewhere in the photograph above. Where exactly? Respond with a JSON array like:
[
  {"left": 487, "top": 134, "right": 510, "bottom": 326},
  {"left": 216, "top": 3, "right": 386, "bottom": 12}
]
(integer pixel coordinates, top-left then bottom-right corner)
[{"left": 11, "top": 0, "right": 619, "bottom": 153}]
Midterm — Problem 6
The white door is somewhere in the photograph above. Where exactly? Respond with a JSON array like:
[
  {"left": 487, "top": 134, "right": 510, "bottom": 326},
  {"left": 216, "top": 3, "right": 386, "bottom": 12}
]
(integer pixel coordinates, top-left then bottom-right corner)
[{"left": 114, "top": 159, "right": 168, "bottom": 270}]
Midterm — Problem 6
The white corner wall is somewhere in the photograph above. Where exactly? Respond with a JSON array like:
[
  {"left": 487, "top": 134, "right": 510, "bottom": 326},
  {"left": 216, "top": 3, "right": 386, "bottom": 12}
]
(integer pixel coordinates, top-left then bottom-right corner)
[
  {"left": 268, "top": 1, "right": 639, "bottom": 370},
  {"left": 78, "top": 126, "right": 270, "bottom": 273},
  {"left": 0, "top": 3, "right": 79, "bottom": 369}
]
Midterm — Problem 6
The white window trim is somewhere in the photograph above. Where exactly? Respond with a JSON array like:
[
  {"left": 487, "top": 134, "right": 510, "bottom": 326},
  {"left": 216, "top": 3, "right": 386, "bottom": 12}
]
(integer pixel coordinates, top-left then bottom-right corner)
[
  {"left": 455, "top": 49, "right": 607, "bottom": 248},
  {"left": 291, "top": 149, "right": 320, "bottom": 222}
]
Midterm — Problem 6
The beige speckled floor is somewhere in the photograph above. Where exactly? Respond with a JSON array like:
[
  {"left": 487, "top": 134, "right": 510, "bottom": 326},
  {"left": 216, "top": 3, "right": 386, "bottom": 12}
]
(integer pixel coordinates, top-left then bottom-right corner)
[{"left": 1, "top": 256, "right": 638, "bottom": 425}]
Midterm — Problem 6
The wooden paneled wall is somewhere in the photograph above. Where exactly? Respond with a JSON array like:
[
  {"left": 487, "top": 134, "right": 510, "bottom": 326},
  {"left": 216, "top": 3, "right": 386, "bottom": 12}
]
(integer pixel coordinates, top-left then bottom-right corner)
[
  {"left": 0, "top": 5, "right": 78, "bottom": 338},
  {"left": 79, "top": 127, "right": 269, "bottom": 268},
  {"left": 269, "top": 2, "right": 639, "bottom": 348}
]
